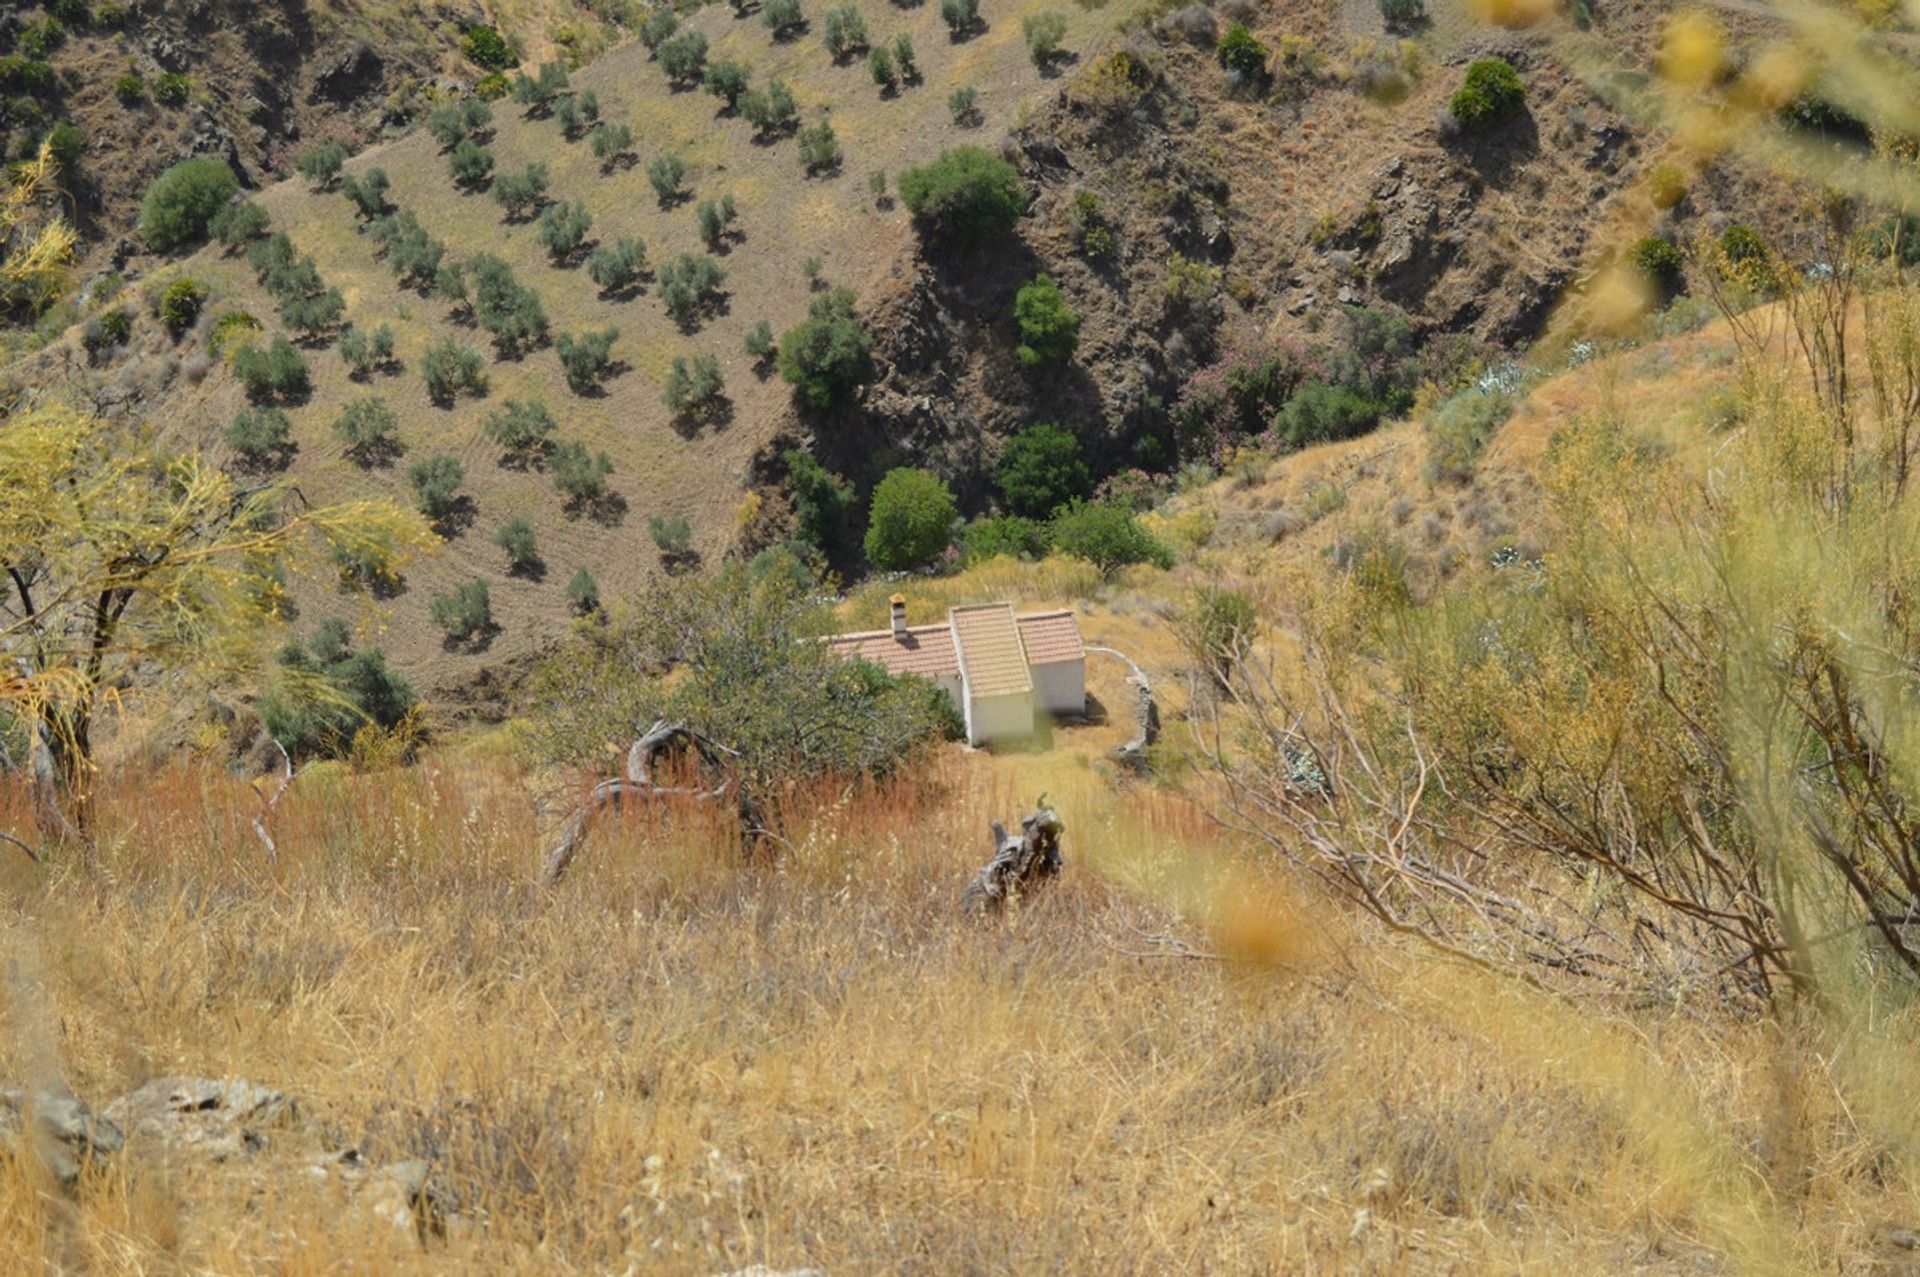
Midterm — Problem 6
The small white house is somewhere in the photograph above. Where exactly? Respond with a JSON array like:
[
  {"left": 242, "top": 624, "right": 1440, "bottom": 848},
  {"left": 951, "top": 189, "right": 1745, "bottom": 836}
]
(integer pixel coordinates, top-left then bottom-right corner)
[{"left": 826, "top": 597, "right": 1087, "bottom": 746}]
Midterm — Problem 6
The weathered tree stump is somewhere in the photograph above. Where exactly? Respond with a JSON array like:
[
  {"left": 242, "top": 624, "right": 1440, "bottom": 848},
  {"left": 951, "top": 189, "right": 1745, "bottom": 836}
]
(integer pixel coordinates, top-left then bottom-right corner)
[
  {"left": 963, "top": 799, "right": 1065, "bottom": 913},
  {"left": 540, "top": 720, "right": 747, "bottom": 885}
]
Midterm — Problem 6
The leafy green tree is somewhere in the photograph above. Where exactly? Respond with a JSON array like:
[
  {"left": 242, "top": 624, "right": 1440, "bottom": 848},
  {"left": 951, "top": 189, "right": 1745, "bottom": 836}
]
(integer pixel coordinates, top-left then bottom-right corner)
[
  {"left": 421, "top": 337, "right": 487, "bottom": 404},
  {"left": 996, "top": 423, "right": 1089, "bottom": 516},
  {"left": 258, "top": 626, "right": 419, "bottom": 761},
  {"left": 823, "top": 3, "right": 868, "bottom": 59},
  {"left": 865, "top": 467, "right": 957, "bottom": 569},
  {"left": 704, "top": 59, "right": 750, "bottom": 109},
  {"left": 551, "top": 439, "right": 614, "bottom": 506},
  {"left": 334, "top": 396, "right": 402, "bottom": 464},
  {"left": 647, "top": 153, "right": 687, "bottom": 204},
  {"left": 740, "top": 78, "right": 799, "bottom": 136},
  {"left": 224, "top": 406, "right": 293, "bottom": 470},
  {"left": 429, "top": 97, "right": 494, "bottom": 148},
  {"left": 898, "top": 146, "right": 1026, "bottom": 247},
  {"left": 340, "top": 167, "right": 392, "bottom": 221},
  {"left": 1448, "top": 58, "right": 1524, "bottom": 130},
  {"left": 233, "top": 337, "right": 309, "bottom": 403},
  {"left": 663, "top": 352, "right": 726, "bottom": 420},
  {"left": 939, "top": 0, "right": 979, "bottom": 36},
  {"left": 492, "top": 162, "right": 550, "bottom": 219},
  {"left": 962, "top": 515, "right": 1050, "bottom": 564},
  {"left": 587, "top": 237, "right": 648, "bottom": 294},
  {"left": 1215, "top": 23, "right": 1268, "bottom": 79},
  {"left": 463, "top": 25, "right": 518, "bottom": 70},
  {"left": 649, "top": 513, "right": 694, "bottom": 564},
  {"left": 338, "top": 323, "right": 397, "bottom": 378},
  {"left": 948, "top": 84, "right": 979, "bottom": 124},
  {"left": 470, "top": 254, "right": 549, "bottom": 354},
  {"left": 496, "top": 517, "right": 541, "bottom": 573},
  {"left": 431, "top": 579, "right": 493, "bottom": 642},
  {"left": 555, "top": 87, "right": 600, "bottom": 138},
  {"left": 1275, "top": 380, "right": 1382, "bottom": 447},
  {"left": 556, "top": 327, "right": 620, "bottom": 393},
  {"left": 589, "top": 121, "right": 635, "bottom": 168},
  {"left": 279, "top": 286, "right": 345, "bottom": 341},
  {"left": 696, "top": 195, "right": 738, "bottom": 249},
  {"left": 784, "top": 446, "right": 854, "bottom": 554},
  {"left": 657, "top": 252, "right": 726, "bottom": 328},
  {"left": 777, "top": 287, "right": 874, "bottom": 408},
  {"left": 449, "top": 139, "right": 495, "bottom": 189},
  {"left": 1048, "top": 500, "right": 1172, "bottom": 576},
  {"left": 295, "top": 141, "right": 347, "bottom": 189},
  {"left": 659, "top": 30, "right": 710, "bottom": 84},
  {"left": 566, "top": 566, "right": 601, "bottom": 614},
  {"left": 798, "top": 120, "right": 841, "bottom": 173},
  {"left": 139, "top": 157, "right": 238, "bottom": 251},
  {"left": 763, "top": 0, "right": 805, "bottom": 37},
  {"left": 893, "top": 33, "right": 918, "bottom": 79},
  {"left": 744, "top": 319, "right": 776, "bottom": 364},
  {"left": 638, "top": 8, "right": 679, "bottom": 53},
  {"left": 1013, "top": 274, "right": 1080, "bottom": 365},
  {"left": 870, "top": 46, "right": 897, "bottom": 91},
  {"left": 408, "top": 453, "right": 466, "bottom": 521},
  {"left": 209, "top": 200, "right": 269, "bottom": 252},
  {"left": 483, "top": 398, "right": 556, "bottom": 463},
  {"left": 1023, "top": 9, "right": 1066, "bottom": 66},
  {"left": 537, "top": 200, "right": 593, "bottom": 262},
  {"left": 512, "top": 62, "right": 570, "bottom": 115}
]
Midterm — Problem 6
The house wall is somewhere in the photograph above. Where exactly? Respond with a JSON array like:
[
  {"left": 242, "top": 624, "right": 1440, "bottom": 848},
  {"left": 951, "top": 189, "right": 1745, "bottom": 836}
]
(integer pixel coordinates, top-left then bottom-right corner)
[
  {"left": 966, "top": 691, "right": 1036, "bottom": 745},
  {"left": 1030, "top": 659, "right": 1086, "bottom": 717}
]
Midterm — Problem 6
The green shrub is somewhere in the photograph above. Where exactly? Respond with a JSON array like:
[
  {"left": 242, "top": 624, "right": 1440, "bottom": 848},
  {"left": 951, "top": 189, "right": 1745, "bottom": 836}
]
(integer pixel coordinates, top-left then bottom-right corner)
[
  {"left": 470, "top": 254, "right": 550, "bottom": 354},
  {"left": 496, "top": 517, "right": 540, "bottom": 572},
  {"left": 1048, "top": 501, "right": 1172, "bottom": 576},
  {"left": 232, "top": 337, "right": 308, "bottom": 403},
  {"left": 449, "top": 139, "right": 495, "bottom": 189},
  {"left": 224, "top": 406, "right": 293, "bottom": 469},
  {"left": 431, "top": 580, "right": 493, "bottom": 642},
  {"left": 408, "top": 453, "right": 466, "bottom": 521},
  {"left": 647, "top": 153, "right": 686, "bottom": 204},
  {"left": 784, "top": 446, "right": 854, "bottom": 554},
  {"left": 1216, "top": 23, "right": 1268, "bottom": 79},
  {"left": 745, "top": 319, "right": 776, "bottom": 363},
  {"left": 740, "top": 78, "right": 800, "bottom": 136},
  {"left": 537, "top": 200, "right": 593, "bottom": 262},
  {"left": 340, "top": 167, "right": 392, "bottom": 220},
  {"left": 338, "top": 323, "right": 397, "bottom": 378},
  {"left": 551, "top": 439, "right": 614, "bottom": 505},
  {"left": 492, "top": 162, "right": 549, "bottom": 219},
  {"left": 259, "top": 627, "right": 418, "bottom": 760},
  {"left": 663, "top": 352, "right": 726, "bottom": 419},
  {"left": 893, "top": 33, "right": 918, "bottom": 80},
  {"left": 380, "top": 211, "right": 446, "bottom": 290},
  {"left": 278, "top": 286, "right": 344, "bottom": 341},
  {"left": 464, "top": 25, "right": 518, "bottom": 69},
  {"left": 997, "top": 423, "right": 1089, "bottom": 517},
  {"left": 556, "top": 327, "right": 620, "bottom": 393},
  {"left": 19, "top": 19, "right": 65, "bottom": 60},
  {"left": 660, "top": 30, "right": 709, "bottom": 83},
  {"left": 114, "top": 73, "right": 145, "bottom": 104},
  {"left": 639, "top": 7, "right": 680, "bottom": 51},
  {"left": 864, "top": 467, "right": 957, "bottom": 570},
  {"left": 476, "top": 72, "right": 511, "bottom": 101},
  {"left": 1424, "top": 385, "right": 1514, "bottom": 483},
  {"left": 158, "top": 277, "right": 207, "bottom": 336},
  {"left": 82, "top": 306, "right": 131, "bottom": 357},
  {"left": 764, "top": 0, "right": 805, "bottom": 37},
  {"left": 1068, "top": 191, "right": 1113, "bottom": 260},
  {"left": 1629, "top": 235, "right": 1684, "bottom": 293},
  {"left": 823, "top": 4, "right": 869, "bottom": 59},
  {"left": 1377, "top": 0, "right": 1425, "bottom": 25},
  {"left": 948, "top": 84, "right": 979, "bottom": 124},
  {"left": 696, "top": 195, "right": 738, "bottom": 250},
  {"left": 0, "top": 57, "right": 55, "bottom": 96},
  {"left": 421, "top": 337, "right": 487, "bottom": 404},
  {"left": 333, "top": 397, "right": 401, "bottom": 463},
  {"left": 1180, "top": 586, "right": 1260, "bottom": 684},
  {"left": 939, "top": 0, "right": 979, "bottom": 36},
  {"left": 484, "top": 398, "right": 556, "bottom": 461},
  {"left": 898, "top": 146, "right": 1026, "bottom": 247},
  {"left": 48, "top": 0, "right": 92, "bottom": 25},
  {"left": 657, "top": 252, "right": 726, "bottom": 328},
  {"left": 963, "top": 514, "right": 1050, "bottom": 564},
  {"left": 206, "top": 309, "right": 260, "bottom": 359},
  {"left": 705, "top": 59, "right": 751, "bottom": 108},
  {"left": 152, "top": 71, "right": 191, "bottom": 104},
  {"left": 1276, "top": 380, "right": 1381, "bottom": 447},
  {"left": 512, "top": 62, "right": 570, "bottom": 115},
  {"left": 209, "top": 200, "right": 269, "bottom": 251},
  {"left": 296, "top": 141, "right": 347, "bottom": 189},
  {"left": 566, "top": 566, "right": 601, "bottom": 614},
  {"left": 1448, "top": 58, "right": 1524, "bottom": 131},
  {"left": 40, "top": 122, "right": 83, "bottom": 174},
  {"left": 428, "top": 98, "right": 494, "bottom": 149},
  {"left": 1013, "top": 274, "right": 1079, "bottom": 366},
  {"left": 798, "top": 120, "right": 841, "bottom": 173},
  {"left": 649, "top": 513, "right": 694, "bottom": 559},
  {"left": 1023, "top": 10, "right": 1067, "bottom": 66},
  {"left": 589, "top": 121, "right": 635, "bottom": 167},
  {"left": 555, "top": 87, "right": 600, "bottom": 138},
  {"left": 778, "top": 287, "right": 875, "bottom": 408},
  {"left": 586, "top": 237, "right": 648, "bottom": 295},
  {"left": 139, "top": 157, "right": 238, "bottom": 251}
]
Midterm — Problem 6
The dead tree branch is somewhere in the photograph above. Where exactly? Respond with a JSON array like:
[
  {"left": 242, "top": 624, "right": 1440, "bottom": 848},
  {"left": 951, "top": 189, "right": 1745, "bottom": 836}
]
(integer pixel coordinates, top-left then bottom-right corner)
[
  {"left": 1087, "top": 646, "right": 1157, "bottom": 771},
  {"left": 963, "top": 798, "right": 1064, "bottom": 913},
  {"left": 250, "top": 741, "right": 299, "bottom": 864}
]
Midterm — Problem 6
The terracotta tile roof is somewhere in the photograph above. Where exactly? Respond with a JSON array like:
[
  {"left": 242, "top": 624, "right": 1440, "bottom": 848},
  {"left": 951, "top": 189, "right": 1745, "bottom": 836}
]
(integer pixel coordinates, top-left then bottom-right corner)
[
  {"left": 1016, "top": 610, "right": 1085, "bottom": 667},
  {"left": 825, "top": 624, "right": 959, "bottom": 680},
  {"left": 951, "top": 603, "right": 1032, "bottom": 699}
]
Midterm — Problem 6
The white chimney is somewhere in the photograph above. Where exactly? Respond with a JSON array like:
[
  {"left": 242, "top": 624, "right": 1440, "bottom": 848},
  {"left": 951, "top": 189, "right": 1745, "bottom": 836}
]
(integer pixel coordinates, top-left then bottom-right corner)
[{"left": 890, "top": 593, "right": 908, "bottom": 638}]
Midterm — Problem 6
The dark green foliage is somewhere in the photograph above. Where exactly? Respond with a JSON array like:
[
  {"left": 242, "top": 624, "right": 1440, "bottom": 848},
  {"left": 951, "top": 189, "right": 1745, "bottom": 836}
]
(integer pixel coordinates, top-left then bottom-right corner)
[
  {"left": 566, "top": 566, "right": 601, "bottom": 615},
  {"left": 777, "top": 287, "right": 874, "bottom": 408},
  {"left": 40, "top": 121, "right": 83, "bottom": 174},
  {"left": 649, "top": 513, "right": 693, "bottom": 558},
  {"left": 428, "top": 98, "right": 494, "bottom": 149},
  {"left": 82, "top": 307, "right": 130, "bottom": 357},
  {"left": 784, "top": 446, "right": 854, "bottom": 554},
  {"left": 139, "top": 157, "right": 239, "bottom": 251},
  {"left": 638, "top": 7, "right": 679, "bottom": 52},
  {"left": 647, "top": 153, "right": 686, "bottom": 204},
  {"left": 939, "top": 0, "right": 979, "bottom": 36},
  {"left": 948, "top": 84, "right": 979, "bottom": 124},
  {"left": 897, "top": 146, "right": 1026, "bottom": 247},
  {"left": 551, "top": 439, "right": 614, "bottom": 505},
  {"left": 483, "top": 398, "right": 556, "bottom": 462},
  {"left": 158, "top": 277, "right": 207, "bottom": 336},
  {"left": 340, "top": 167, "right": 392, "bottom": 221},
  {"left": 1013, "top": 274, "right": 1079, "bottom": 365},
  {"left": 496, "top": 517, "right": 540, "bottom": 572},
  {"left": 1048, "top": 501, "right": 1173, "bottom": 576},
  {"left": 259, "top": 627, "right": 418, "bottom": 760},
  {"left": 476, "top": 72, "right": 511, "bottom": 100},
  {"left": 864, "top": 467, "right": 957, "bottom": 570},
  {"left": 798, "top": 120, "right": 841, "bottom": 173},
  {"left": 1023, "top": 10, "right": 1066, "bottom": 66},
  {"left": 449, "top": 139, "right": 495, "bottom": 189},
  {"left": 696, "top": 195, "right": 738, "bottom": 249},
  {"left": 996, "top": 423, "right": 1089, "bottom": 517},
  {"left": 764, "top": 0, "right": 805, "bottom": 36},
  {"left": 470, "top": 254, "right": 549, "bottom": 354},
  {"left": 152, "top": 71, "right": 191, "bottom": 104},
  {"left": 589, "top": 121, "right": 635, "bottom": 167},
  {"left": 870, "top": 45, "right": 897, "bottom": 90},
  {"left": 279, "top": 286, "right": 345, "bottom": 341},
  {"left": 333, "top": 396, "right": 401, "bottom": 463},
  {"left": 663, "top": 352, "right": 726, "bottom": 420},
  {"left": 206, "top": 310, "right": 260, "bottom": 359},
  {"left": 492, "top": 162, "right": 549, "bottom": 219},
  {"left": 0, "top": 57, "right": 55, "bottom": 96},
  {"left": 421, "top": 336, "right": 487, "bottom": 404},
  {"left": 587, "top": 237, "right": 648, "bottom": 294},
  {"left": 963, "top": 514, "right": 1050, "bottom": 564},
  {"left": 512, "top": 62, "right": 570, "bottom": 115},
  {"left": 740, "top": 79, "right": 801, "bottom": 136},
  {"left": 893, "top": 33, "right": 918, "bottom": 80},
  {"left": 296, "top": 141, "right": 347, "bottom": 189},
  {"left": 18, "top": 19, "right": 65, "bottom": 61},
  {"left": 1275, "top": 380, "right": 1382, "bottom": 447},
  {"left": 744, "top": 319, "right": 776, "bottom": 363},
  {"left": 338, "top": 323, "right": 397, "bottom": 378},
  {"left": 463, "top": 25, "right": 518, "bottom": 70},
  {"left": 113, "top": 72, "right": 144, "bottom": 103},
  {"left": 1068, "top": 192, "right": 1114, "bottom": 260},
  {"left": 660, "top": 31, "right": 710, "bottom": 84},
  {"left": 556, "top": 327, "right": 620, "bottom": 393},
  {"left": 704, "top": 59, "right": 750, "bottom": 109},
  {"left": 1449, "top": 58, "right": 1524, "bottom": 130},
  {"left": 1377, "top": 0, "right": 1425, "bottom": 27},
  {"left": 537, "top": 200, "right": 593, "bottom": 262},
  {"left": 408, "top": 453, "right": 467, "bottom": 521},
  {"left": 209, "top": 200, "right": 270, "bottom": 252},
  {"left": 381, "top": 211, "right": 447, "bottom": 289},
  {"left": 430, "top": 579, "right": 493, "bottom": 642},
  {"left": 555, "top": 88, "right": 600, "bottom": 138},
  {"left": 823, "top": 4, "right": 868, "bottom": 59},
  {"left": 224, "top": 406, "right": 293, "bottom": 469},
  {"left": 1215, "top": 23, "right": 1268, "bottom": 79},
  {"left": 656, "top": 252, "right": 726, "bottom": 328},
  {"left": 48, "top": 0, "right": 92, "bottom": 24},
  {"left": 233, "top": 337, "right": 309, "bottom": 404},
  {"left": 1630, "top": 235, "right": 1684, "bottom": 292}
]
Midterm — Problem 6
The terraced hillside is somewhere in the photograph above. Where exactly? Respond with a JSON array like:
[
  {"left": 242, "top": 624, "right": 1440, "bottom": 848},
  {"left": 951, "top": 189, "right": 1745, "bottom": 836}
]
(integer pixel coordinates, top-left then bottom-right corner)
[{"left": 50, "top": 0, "right": 1095, "bottom": 691}]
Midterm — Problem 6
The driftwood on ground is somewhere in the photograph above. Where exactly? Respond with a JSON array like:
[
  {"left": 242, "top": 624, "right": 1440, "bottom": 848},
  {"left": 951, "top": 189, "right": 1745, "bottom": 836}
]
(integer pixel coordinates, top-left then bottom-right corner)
[
  {"left": 540, "top": 720, "right": 751, "bottom": 886},
  {"left": 963, "top": 799, "right": 1065, "bottom": 913}
]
